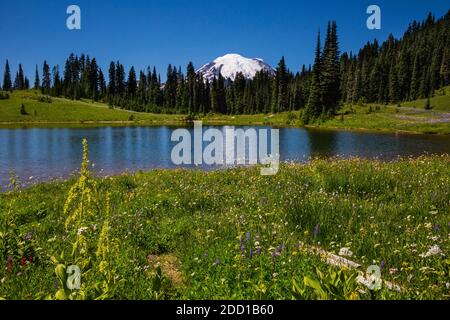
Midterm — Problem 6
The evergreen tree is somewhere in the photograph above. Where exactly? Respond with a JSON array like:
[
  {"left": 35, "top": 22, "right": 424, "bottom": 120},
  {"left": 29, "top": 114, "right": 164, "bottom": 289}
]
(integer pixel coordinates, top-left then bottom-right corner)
[
  {"left": 398, "top": 49, "right": 411, "bottom": 100},
  {"left": 127, "top": 66, "right": 137, "bottom": 98},
  {"left": 276, "top": 56, "right": 288, "bottom": 112},
  {"left": 217, "top": 74, "right": 227, "bottom": 114},
  {"left": 16, "top": 64, "right": 25, "bottom": 89},
  {"left": 98, "top": 68, "right": 106, "bottom": 99},
  {"left": 439, "top": 48, "right": 449, "bottom": 87},
  {"left": 270, "top": 71, "right": 279, "bottom": 113},
  {"left": 14, "top": 72, "right": 20, "bottom": 90},
  {"left": 176, "top": 68, "right": 186, "bottom": 113},
  {"left": 20, "top": 103, "right": 27, "bottom": 115},
  {"left": 186, "top": 62, "right": 196, "bottom": 113},
  {"left": 42, "top": 60, "right": 51, "bottom": 94},
  {"left": 409, "top": 52, "right": 420, "bottom": 100},
  {"left": 389, "top": 63, "right": 400, "bottom": 103},
  {"left": 320, "top": 21, "right": 340, "bottom": 115},
  {"left": 115, "top": 62, "right": 126, "bottom": 98},
  {"left": 108, "top": 61, "right": 116, "bottom": 105},
  {"left": 233, "top": 72, "right": 246, "bottom": 114},
  {"left": 62, "top": 54, "right": 74, "bottom": 99},
  {"left": 88, "top": 58, "right": 99, "bottom": 100},
  {"left": 210, "top": 77, "right": 218, "bottom": 113},
  {"left": 137, "top": 70, "right": 147, "bottom": 108},
  {"left": 3, "top": 60, "right": 12, "bottom": 91},
  {"left": 34, "top": 65, "right": 40, "bottom": 90},
  {"left": 304, "top": 31, "right": 323, "bottom": 123},
  {"left": 164, "top": 64, "right": 177, "bottom": 109},
  {"left": 52, "top": 65, "right": 62, "bottom": 96}
]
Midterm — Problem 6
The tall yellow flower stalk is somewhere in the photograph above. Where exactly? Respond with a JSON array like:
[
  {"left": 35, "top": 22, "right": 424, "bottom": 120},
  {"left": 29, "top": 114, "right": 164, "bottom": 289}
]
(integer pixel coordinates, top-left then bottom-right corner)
[
  {"left": 64, "top": 138, "right": 97, "bottom": 230},
  {"left": 96, "top": 192, "right": 115, "bottom": 273}
]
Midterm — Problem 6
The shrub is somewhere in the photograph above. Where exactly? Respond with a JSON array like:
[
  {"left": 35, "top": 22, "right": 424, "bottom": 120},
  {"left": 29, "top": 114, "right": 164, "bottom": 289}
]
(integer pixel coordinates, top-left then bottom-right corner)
[
  {"left": 424, "top": 97, "right": 432, "bottom": 110},
  {"left": 0, "top": 91, "right": 10, "bottom": 100},
  {"left": 20, "top": 104, "right": 28, "bottom": 115},
  {"left": 34, "top": 95, "right": 52, "bottom": 103},
  {"left": 287, "top": 111, "right": 297, "bottom": 122}
]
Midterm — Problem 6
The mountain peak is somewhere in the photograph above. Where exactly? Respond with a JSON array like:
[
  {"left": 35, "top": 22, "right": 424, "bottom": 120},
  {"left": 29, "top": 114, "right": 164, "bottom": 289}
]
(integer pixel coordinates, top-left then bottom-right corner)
[{"left": 197, "top": 53, "right": 275, "bottom": 82}]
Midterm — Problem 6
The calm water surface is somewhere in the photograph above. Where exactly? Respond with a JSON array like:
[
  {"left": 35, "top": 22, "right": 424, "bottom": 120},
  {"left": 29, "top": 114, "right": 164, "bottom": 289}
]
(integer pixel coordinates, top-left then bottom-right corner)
[{"left": 0, "top": 126, "right": 449, "bottom": 187}]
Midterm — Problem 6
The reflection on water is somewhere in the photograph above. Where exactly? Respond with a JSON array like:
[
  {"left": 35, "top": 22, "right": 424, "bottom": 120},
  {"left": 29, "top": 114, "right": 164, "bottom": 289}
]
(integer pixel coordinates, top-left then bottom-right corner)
[
  {"left": 305, "top": 129, "right": 339, "bottom": 157},
  {"left": 0, "top": 126, "right": 449, "bottom": 187}
]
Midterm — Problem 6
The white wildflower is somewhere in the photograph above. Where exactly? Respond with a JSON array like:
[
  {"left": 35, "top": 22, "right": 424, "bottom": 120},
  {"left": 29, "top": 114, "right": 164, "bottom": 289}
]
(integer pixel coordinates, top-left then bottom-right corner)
[
  {"left": 419, "top": 245, "right": 443, "bottom": 258},
  {"left": 339, "top": 247, "right": 353, "bottom": 257},
  {"left": 356, "top": 272, "right": 381, "bottom": 290},
  {"left": 77, "top": 226, "right": 88, "bottom": 235}
]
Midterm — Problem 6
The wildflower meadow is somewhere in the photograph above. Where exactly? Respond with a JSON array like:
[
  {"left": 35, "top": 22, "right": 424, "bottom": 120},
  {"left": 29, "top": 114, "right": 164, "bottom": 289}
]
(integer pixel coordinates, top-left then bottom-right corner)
[{"left": 0, "top": 140, "right": 449, "bottom": 300}]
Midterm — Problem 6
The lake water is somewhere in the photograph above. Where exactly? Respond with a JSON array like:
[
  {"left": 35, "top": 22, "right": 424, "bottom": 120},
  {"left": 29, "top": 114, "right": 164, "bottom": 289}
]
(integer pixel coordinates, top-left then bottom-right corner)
[{"left": 0, "top": 125, "right": 449, "bottom": 187}]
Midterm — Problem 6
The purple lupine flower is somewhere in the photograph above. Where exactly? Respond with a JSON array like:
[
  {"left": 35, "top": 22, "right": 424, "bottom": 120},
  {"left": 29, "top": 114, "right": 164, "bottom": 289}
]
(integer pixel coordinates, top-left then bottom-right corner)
[
  {"left": 246, "top": 231, "right": 251, "bottom": 242},
  {"left": 249, "top": 249, "right": 254, "bottom": 259},
  {"left": 434, "top": 224, "right": 439, "bottom": 233},
  {"left": 314, "top": 224, "right": 320, "bottom": 239},
  {"left": 277, "top": 244, "right": 283, "bottom": 253},
  {"left": 380, "top": 261, "right": 385, "bottom": 272},
  {"left": 240, "top": 244, "right": 245, "bottom": 256},
  {"left": 213, "top": 258, "right": 221, "bottom": 267}
]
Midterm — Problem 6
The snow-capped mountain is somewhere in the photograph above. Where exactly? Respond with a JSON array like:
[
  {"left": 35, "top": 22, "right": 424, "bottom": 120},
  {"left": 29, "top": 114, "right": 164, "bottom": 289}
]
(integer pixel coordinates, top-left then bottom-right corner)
[{"left": 197, "top": 53, "right": 275, "bottom": 82}]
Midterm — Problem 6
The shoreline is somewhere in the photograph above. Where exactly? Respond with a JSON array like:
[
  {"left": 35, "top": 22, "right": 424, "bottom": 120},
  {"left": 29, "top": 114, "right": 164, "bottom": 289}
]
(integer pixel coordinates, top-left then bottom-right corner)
[
  {"left": 3, "top": 153, "right": 449, "bottom": 192},
  {"left": 0, "top": 119, "right": 449, "bottom": 135}
]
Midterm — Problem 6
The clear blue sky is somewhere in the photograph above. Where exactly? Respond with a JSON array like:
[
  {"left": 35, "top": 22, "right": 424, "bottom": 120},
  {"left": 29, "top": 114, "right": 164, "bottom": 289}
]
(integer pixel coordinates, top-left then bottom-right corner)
[{"left": 0, "top": 0, "right": 448, "bottom": 82}]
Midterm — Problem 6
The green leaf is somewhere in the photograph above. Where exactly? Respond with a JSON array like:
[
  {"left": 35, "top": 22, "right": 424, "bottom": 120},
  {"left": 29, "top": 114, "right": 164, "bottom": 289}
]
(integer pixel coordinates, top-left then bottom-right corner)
[
  {"left": 55, "top": 264, "right": 67, "bottom": 283},
  {"left": 55, "top": 289, "right": 67, "bottom": 300},
  {"left": 50, "top": 256, "right": 59, "bottom": 264},
  {"left": 304, "top": 276, "right": 321, "bottom": 291}
]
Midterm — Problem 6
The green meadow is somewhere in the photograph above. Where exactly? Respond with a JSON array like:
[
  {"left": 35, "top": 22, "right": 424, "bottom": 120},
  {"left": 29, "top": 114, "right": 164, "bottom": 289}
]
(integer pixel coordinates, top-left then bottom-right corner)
[
  {"left": 1, "top": 140, "right": 449, "bottom": 300},
  {"left": 320, "top": 87, "right": 450, "bottom": 135},
  {"left": 0, "top": 90, "right": 183, "bottom": 125}
]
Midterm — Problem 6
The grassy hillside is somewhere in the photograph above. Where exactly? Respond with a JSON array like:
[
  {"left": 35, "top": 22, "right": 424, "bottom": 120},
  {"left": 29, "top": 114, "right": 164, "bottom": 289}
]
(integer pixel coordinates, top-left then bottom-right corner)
[
  {"left": 1, "top": 152, "right": 449, "bottom": 300},
  {"left": 318, "top": 87, "right": 450, "bottom": 134},
  {"left": 401, "top": 86, "right": 450, "bottom": 111},
  {"left": 0, "top": 90, "right": 183, "bottom": 124}
]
